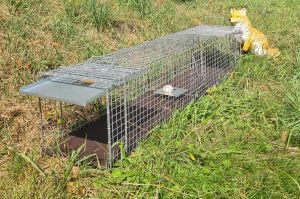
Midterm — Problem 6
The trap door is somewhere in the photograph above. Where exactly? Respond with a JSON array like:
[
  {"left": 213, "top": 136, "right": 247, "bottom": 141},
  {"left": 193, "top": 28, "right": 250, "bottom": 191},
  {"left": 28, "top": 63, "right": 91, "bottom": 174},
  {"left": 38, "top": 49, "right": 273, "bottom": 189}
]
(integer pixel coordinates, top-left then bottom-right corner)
[{"left": 20, "top": 79, "right": 107, "bottom": 106}]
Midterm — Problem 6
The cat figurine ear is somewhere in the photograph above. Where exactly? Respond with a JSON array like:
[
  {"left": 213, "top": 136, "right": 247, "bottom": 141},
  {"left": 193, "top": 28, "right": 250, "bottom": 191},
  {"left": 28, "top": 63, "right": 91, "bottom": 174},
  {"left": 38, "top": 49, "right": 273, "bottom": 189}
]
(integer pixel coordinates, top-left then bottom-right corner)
[
  {"left": 240, "top": 8, "right": 247, "bottom": 16},
  {"left": 230, "top": 8, "right": 237, "bottom": 14}
]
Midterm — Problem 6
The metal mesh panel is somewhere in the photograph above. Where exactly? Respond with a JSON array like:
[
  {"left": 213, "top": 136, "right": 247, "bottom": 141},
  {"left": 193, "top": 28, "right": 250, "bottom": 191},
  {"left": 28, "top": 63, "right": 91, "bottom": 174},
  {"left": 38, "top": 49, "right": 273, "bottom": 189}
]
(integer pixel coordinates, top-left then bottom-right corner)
[
  {"left": 107, "top": 35, "right": 240, "bottom": 166},
  {"left": 42, "top": 25, "right": 240, "bottom": 89}
]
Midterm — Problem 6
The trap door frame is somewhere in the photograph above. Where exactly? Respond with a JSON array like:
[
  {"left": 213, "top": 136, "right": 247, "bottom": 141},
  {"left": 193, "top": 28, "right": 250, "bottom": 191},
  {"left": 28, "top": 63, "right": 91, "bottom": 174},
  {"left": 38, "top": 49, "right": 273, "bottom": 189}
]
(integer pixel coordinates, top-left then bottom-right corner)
[{"left": 20, "top": 79, "right": 114, "bottom": 168}]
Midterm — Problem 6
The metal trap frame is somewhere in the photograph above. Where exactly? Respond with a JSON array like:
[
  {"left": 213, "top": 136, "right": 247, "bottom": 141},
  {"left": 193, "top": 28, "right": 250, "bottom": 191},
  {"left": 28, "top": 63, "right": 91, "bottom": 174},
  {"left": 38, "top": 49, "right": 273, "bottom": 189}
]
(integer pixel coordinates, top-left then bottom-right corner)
[{"left": 20, "top": 25, "right": 241, "bottom": 168}]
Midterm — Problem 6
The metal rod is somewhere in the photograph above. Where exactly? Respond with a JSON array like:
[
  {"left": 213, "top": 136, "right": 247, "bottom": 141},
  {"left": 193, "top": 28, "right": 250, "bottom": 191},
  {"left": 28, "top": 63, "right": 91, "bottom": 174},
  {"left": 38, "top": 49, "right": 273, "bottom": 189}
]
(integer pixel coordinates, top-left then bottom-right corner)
[
  {"left": 60, "top": 101, "right": 63, "bottom": 137},
  {"left": 199, "top": 41, "right": 206, "bottom": 94},
  {"left": 191, "top": 46, "right": 197, "bottom": 99},
  {"left": 123, "top": 82, "right": 128, "bottom": 153},
  {"left": 106, "top": 91, "right": 112, "bottom": 169},
  {"left": 38, "top": 98, "right": 44, "bottom": 153}
]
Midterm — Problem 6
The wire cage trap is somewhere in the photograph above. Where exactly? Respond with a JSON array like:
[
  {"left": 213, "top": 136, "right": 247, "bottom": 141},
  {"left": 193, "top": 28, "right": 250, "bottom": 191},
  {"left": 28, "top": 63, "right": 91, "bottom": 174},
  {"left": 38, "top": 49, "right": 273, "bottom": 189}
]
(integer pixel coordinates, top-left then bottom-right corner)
[{"left": 20, "top": 25, "right": 241, "bottom": 168}]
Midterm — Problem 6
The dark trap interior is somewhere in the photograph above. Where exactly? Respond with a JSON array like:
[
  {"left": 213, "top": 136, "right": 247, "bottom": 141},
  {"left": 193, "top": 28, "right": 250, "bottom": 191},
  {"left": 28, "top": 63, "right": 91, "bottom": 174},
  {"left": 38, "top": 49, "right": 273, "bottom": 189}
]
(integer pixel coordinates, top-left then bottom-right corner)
[
  {"left": 59, "top": 116, "right": 109, "bottom": 167},
  {"left": 59, "top": 105, "right": 159, "bottom": 167}
]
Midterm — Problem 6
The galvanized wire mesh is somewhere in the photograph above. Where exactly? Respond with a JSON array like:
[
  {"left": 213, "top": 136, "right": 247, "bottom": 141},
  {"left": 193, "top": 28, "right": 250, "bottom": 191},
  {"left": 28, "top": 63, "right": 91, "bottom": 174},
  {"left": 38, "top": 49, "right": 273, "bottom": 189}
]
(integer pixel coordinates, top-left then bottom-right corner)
[
  {"left": 106, "top": 35, "right": 240, "bottom": 167},
  {"left": 43, "top": 25, "right": 240, "bottom": 90},
  {"left": 39, "top": 25, "right": 240, "bottom": 168}
]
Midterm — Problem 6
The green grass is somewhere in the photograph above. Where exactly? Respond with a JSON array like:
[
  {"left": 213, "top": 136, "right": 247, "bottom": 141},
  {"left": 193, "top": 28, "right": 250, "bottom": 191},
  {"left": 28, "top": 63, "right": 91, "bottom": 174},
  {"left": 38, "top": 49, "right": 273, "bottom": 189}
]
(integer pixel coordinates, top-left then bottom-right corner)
[
  {"left": 118, "top": 0, "right": 154, "bottom": 16},
  {"left": 63, "top": 0, "right": 114, "bottom": 30},
  {"left": 0, "top": 0, "right": 300, "bottom": 198}
]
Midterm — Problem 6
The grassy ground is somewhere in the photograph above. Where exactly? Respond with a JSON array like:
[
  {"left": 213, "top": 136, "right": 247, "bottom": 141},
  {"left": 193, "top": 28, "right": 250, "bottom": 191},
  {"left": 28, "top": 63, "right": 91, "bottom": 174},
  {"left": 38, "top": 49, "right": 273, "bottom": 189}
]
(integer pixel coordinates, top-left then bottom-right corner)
[{"left": 0, "top": 0, "right": 300, "bottom": 198}]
